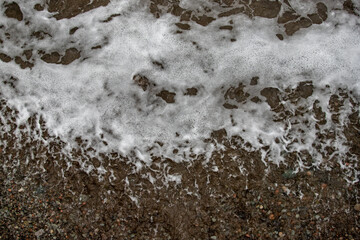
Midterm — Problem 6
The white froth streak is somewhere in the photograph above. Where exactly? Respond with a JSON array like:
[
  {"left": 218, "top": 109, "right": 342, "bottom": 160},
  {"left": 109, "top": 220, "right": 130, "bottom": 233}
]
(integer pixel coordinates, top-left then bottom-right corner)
[{"left": 0, "top": 1, "right": 359, "bottom": 165}]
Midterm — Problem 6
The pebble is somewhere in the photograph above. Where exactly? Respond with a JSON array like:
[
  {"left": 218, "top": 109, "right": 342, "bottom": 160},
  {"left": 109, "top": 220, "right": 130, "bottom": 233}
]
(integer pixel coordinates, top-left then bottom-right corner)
[
  {"left": 269, "top": 214, "right": 275, "bottom": 220},
  {"left": 35, "top": 229, "right": 45, "bottom": 237},
  {"left": 18, "top": 187, "right": 24, "bottom": 192},
  {"left": 354, "top": 204, "right": 360, "bottom": 211},
  {"left": 279, "top": 232, "right": 285, "bottom": 237},
  {"left": 210, "top": 236, "right": 217, "bottom": 240}
]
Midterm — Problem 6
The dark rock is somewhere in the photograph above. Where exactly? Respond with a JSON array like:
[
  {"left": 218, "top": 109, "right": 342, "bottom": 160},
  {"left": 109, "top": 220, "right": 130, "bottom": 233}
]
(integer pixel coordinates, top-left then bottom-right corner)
[
  {"left": 133, "top": 74, "right": 150, "bottom": 91},
  {"left": 41, "top": 52, "right": 61, "bottom": 64},
  {"left": 175, "top": 23, "right": 191, "bottom": 30},
  {"left": 277, "top": 11, "right": 299, "bottom": 24},
  {"left": 219, "top": 25, "right": 233, "bottom": 30},
  {"left": 102, "top": 13, "right": 121, "bottom": 23},
  {"left": 61, "top": 48, "right": 81, "bottom": 65},
  {"left": 307, "top": 13, "right": 322, "bottom": 24},
  {"left": 191, "top": 15, "right": 215, "bottom": 26},
  {"left": 23, "top": 50, "right": 32, "bottom": 60},
  {"left": 343, "top": 0, "right": 356, "bottom": 15},
  {"left": 313, "top": 100, "right": 326, "bottom": 125},
  {"left": 15, "top": 56, "right": 34, "bottom": 69},
  {"left": 180, "top": 11, "right": 192, "bottom": 21},
  {"left": 69, "top": 27, "right": 79, "bottom": 35},
  {"left": 47, "top": 0, "right": 110, "bottom": 20},
  {"left": 225, "top": 83, "right": 249, "bottom": 103},
  {"left": 218, "top": 7, "right": 244, "bottom": 18},
  {"left": 250, "top": 0, "right": 281, "bottom": 18},
  {"left": 171, "top": 5, "right": 184, "bottom": 16},
  {"left": 4, "top": 2, "right": 23, "bottom": 21},
  {"left": 296, "top": 81, "right": 313, "bottom": 99},
  {"left": 0, "top": 53, "right": 12, "bottom": 63},
  {"left": 250, "top": 77, "right": 259, "bottom": 85},
  {"left": 156, "top": 90, "right": 176, "bottom": 103},
  {"left": 184, "top": 88, "right": 198, "bottom": 96},
  {"left": 260, "top": 87, "right": 281, "bottom": 109},
  {"left": 211, "top": 128, "right": 227, "bottom": 142},
  {"left": 152, "top": 61, "right": 164, "bottom": 69},
  {"left": 317, "top": 2, "right": 328, "bottom": 21},
  {"left": 223, "top": 103, "right": 238, "bottom": 109},
  {"left": 34, "top": 4, "right": 44, "bottom": 11},
  {"left": 284, "top": 17, "right": 312, "bottom": 36},
  {"left": 32, "top": 31, "right": 52, "bottom": 40},
  {"left": 91, "top": 45, "right": 102, "bottom": 49},
  {"left": 276, "top": 34, "right": 284, "bottom": 40},
  {"left": 250, "top": 96, "right": 261, "bottom": 103}
]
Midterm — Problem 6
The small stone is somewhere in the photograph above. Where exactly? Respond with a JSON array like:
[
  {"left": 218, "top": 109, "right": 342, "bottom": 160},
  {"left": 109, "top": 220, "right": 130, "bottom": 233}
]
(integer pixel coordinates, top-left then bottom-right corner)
[
  {"left": 259, "top": 205, "right": 263, "bottom": 209},
  {"left": 35, "top": 229, "right": 45, "bottom": 237},
  {"left": 18, "top": 187, "right": 24, "bottom": 192},
  {"left": 315, "top": 215, "right": 320, "bottom": 220},
  {"left": 282, "top": 169, "right": 296, "bottom": 179},
  {"left": 210, "top": 236, "right": 217, "bottom": 240},
  {"left": 354, "top": 204, "right": 360, "bottom": 211},
  {"left": 269, "top": 214, "right": 275, "bottom": 220},
  {"left": 212, "top": 218, "right": 216, "bottom": 222},
  {"left": 279, "top": 232, "right": 285, "bottom": 237},
  {"left": 295, "top": 214, "right": 300, "bottom": 219}
]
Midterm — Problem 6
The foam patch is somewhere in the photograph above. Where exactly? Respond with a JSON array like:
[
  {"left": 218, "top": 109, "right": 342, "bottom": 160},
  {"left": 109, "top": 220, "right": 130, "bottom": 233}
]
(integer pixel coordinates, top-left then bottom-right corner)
[{"left": 0, "top": 0, "right": 359, "bottom": 169}]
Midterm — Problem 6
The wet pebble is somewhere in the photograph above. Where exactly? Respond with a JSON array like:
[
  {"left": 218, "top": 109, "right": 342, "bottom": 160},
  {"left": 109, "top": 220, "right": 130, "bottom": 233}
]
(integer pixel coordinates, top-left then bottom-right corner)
[{"left": 354, "top": 204, "right": 360, "bottom": 211}]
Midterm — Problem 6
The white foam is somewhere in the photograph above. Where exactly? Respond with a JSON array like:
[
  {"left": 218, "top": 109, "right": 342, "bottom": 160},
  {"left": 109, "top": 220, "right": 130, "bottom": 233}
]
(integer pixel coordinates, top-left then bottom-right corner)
[{"left": 1, "top": 0, "right": 359, "bottom": 168}]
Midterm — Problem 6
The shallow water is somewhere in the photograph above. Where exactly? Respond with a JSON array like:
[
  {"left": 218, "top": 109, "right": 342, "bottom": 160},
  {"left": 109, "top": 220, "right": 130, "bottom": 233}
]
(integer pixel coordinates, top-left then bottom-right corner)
[{"left": 1, "top": 1, "right": 360, "bottom": 239}]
